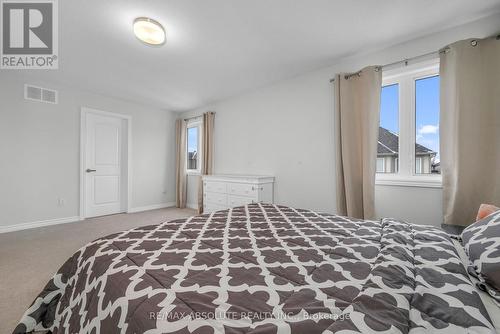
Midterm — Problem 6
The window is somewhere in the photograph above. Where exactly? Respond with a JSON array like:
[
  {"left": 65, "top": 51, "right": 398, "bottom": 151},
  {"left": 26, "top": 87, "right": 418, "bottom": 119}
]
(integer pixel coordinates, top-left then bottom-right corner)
[
  {"left": 376, "top": 158, "right": 385, "bottom": 173},
  {"left": 378, "top": 83, "right": 399, "bottom": 173},
  {"left": 415, "top": 157, "right": 422, "bottom": 174},
  {"left": 376, "top": 59, "right": 441, "bottom": 187},
  {"left": 415, "top": 75, "right": 440, "bottom": 174},
  {"left": 186, "top": 121, "right": 201, "bottom": 173}
]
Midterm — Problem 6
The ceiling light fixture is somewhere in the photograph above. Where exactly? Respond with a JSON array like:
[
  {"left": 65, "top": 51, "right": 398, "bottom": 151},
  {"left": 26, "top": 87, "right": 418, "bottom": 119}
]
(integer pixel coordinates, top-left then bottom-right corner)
[{"left": 133, "top": 17, "right": 166, "bottom": 46}]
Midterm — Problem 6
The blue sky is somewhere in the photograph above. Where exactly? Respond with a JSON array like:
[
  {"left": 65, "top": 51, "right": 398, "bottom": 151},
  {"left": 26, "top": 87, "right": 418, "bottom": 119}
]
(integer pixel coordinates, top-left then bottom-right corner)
[
  {"left": 380, "top": 83, "right": 399, "bottom": 134},
  {"left": 187, "top": 127, "right": 198, "bottom": 152},
  {"left": 415, "top": 75, "right": 440, "bottom": 161},
  {"left": 380, "top": 75, "right": 440, "bottom": 161}
]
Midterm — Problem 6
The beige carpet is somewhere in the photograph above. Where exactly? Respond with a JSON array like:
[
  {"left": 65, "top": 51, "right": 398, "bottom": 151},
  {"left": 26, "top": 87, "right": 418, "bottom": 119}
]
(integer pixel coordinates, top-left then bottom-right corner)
[{"left": 0, "top": 207, "right": 196, "bottom": 334}]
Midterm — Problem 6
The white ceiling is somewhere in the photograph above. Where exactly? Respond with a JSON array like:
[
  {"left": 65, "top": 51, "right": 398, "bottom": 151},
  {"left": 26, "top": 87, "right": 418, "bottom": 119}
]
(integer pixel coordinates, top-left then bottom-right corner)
[{"left": 16, "top": 0, "right": 500, "bottom": 111}]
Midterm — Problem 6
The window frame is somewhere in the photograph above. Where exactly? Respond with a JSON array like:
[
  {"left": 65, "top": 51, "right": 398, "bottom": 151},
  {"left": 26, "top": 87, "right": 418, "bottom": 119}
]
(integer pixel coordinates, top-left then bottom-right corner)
[
  {"left": 376, "top": 59, "right": 442, "bottom": 188},
  {"left": 186, "top": 119, "right": 202, "bottom": 175}
]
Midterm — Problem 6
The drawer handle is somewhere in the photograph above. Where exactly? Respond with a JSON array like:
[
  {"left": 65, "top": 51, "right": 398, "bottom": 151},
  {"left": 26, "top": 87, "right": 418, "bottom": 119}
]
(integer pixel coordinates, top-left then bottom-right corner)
[{"left": 251, "top": 186, "right": 264, "bottom": 191}]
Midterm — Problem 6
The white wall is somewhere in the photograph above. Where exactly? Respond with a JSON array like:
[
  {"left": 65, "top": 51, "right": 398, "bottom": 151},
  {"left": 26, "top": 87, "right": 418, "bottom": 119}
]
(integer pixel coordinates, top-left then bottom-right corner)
[
  {"left": 181, "top": 14, "right": 500, "bottom": 226},
  {"left": 0, "top": 73, "right": 176, "bottom": 230},
  {"left": 374, "top": 185, "right": 442, "bottom": 225}
]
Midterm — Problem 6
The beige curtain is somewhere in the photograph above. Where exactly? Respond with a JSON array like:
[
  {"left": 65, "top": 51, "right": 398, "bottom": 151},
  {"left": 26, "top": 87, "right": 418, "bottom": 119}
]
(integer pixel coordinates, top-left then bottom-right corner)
[
  {"left": 334, "top": 66, "right": 382, "bottom": 219},
  {"left": 197, "top": 112, "right": 215, "bottom": 213},
  {"left": 440, "top": 36, "right": 500, "bottom": 226},
  {"left": 175, "top": 119, "right": 187, "bottom": 208}
]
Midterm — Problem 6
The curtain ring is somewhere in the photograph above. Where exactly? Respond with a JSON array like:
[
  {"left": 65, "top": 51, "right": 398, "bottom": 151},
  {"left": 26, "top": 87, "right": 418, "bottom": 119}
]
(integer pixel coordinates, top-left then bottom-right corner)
[
  {"left": 344, "top": 71, "right": 362, "bottom": 80},
  {"left": 471, "top": 39, "right": 478, "bottom": 47}
]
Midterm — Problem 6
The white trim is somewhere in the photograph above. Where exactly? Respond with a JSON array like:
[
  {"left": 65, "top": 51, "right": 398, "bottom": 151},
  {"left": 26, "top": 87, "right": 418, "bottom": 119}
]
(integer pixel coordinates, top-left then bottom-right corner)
[
  {"left": 376, "top": 172, "right": 442, "bottom": 188},
  {"left": 0, "top": 216, "right": 82, "bottom": 234},
  {"left": 128, "top": 202, "right": 175, "bottom": 213},
  {"left": 80, "top": 107, "right": 132, "bottom": 219},
  {"left": 376, "top": 178, "right": 442, "bottom": 188},
  {"left": 378, "top": 141, "right": 395, "bottom": 154},
  {"left": 186, "top": 119, "right": 202, "bottom": 175},
  {"left": 202, "top": 174, "right": 275, "bottom": 184},
  {"left": 376, "top": 59, "right": 441, "bottom": 188},
  {"left": 415, "top": 157, "right": 422, "bottom": 174}
]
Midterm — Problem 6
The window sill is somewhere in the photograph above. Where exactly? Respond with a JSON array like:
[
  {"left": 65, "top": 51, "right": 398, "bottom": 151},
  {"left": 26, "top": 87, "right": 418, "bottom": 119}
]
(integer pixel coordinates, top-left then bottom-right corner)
[
  {"left": 375, "top": 176, "right": 442, "bottom": 188},
  {"left": 186, "top": 171, "right": 201, "bottom": 176}
]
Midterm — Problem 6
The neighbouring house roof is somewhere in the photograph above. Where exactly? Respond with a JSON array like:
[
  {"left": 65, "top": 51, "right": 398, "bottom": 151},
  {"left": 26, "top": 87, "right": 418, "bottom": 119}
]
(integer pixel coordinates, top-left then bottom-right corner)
[{"left": 378, "top": 127, "right": 434, "bottom": 156}]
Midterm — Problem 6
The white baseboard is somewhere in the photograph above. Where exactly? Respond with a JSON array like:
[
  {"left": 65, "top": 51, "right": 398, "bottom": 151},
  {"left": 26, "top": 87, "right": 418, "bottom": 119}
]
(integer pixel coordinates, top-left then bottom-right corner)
[
  {"left": 0, "top": 203, "right": 177, "bottom": 234},
  {"left": 128, "top": 202, "right": 175, "bottom": 213},
  {"left": 186, "top": 202, "right": 198, "bottom": 210},
  {"left": 0, "top": 216, "right": 82, "bottom": 234}
]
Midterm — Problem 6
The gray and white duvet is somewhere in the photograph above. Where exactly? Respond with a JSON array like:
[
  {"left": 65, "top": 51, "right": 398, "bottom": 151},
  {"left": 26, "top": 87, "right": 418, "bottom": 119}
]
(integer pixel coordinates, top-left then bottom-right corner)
[{"left": 14, "top": 203, "right": 495, "bottom": 333}]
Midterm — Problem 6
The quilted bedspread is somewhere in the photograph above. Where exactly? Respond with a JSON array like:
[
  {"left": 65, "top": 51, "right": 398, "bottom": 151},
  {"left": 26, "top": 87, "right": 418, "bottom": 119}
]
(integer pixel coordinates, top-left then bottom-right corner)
[{"left": 14, "top": 203, "right": 494, "bottom": 334}]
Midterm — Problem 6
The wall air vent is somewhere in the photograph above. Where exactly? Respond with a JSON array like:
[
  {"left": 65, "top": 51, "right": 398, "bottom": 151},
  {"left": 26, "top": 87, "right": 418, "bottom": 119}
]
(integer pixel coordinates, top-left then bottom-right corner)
[{"left": 24, "top": 84, "right": 58, "bottom": 104}]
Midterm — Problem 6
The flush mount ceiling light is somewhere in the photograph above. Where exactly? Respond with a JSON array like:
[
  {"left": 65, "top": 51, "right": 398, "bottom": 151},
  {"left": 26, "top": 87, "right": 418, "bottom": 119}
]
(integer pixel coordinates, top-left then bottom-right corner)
[{"left": 133, "top": 17, "right": 166, "bottom": 46}]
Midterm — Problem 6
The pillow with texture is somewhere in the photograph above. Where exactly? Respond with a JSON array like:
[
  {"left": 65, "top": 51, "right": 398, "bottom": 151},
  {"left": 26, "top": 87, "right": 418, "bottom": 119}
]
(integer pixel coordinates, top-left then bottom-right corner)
[
  {"left": 461, "top": 210, "right": 500, "bottom": 303},
  {"left": 476, "top": 204, "right": 500, "bottom": 221}
]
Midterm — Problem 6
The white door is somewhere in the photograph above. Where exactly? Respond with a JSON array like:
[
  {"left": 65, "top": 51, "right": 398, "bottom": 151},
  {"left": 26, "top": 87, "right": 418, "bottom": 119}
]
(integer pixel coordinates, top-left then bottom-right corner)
[{"left": 84, "top": 113, "right": 125, "bottom": 218}]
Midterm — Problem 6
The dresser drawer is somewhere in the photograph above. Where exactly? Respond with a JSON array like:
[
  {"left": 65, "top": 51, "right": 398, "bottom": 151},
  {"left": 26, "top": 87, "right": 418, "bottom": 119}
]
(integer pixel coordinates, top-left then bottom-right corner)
[
  {"left": 204, "top": 181, "right": 227, "bottom": 194},
  {"left": 204, "top": 191, "right": 227, "bottom": 206},
  {"left": 228, "top": 195, "right": 256, "bottom": 207},
  {"left": 228, "top": 183, "right": 258, "bottom": 197}
]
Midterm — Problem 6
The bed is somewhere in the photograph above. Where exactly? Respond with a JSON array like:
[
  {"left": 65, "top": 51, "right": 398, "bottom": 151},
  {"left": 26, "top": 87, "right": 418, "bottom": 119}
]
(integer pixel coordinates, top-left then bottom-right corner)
[{"left": 13, "top": 203, "right": 497, "bottom": 333}]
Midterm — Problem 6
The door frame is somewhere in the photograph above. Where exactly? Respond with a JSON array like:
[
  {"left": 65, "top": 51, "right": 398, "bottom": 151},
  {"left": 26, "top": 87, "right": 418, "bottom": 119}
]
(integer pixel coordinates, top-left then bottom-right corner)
[{"left": 80, "top": 107, "right": 132, "bottom": 219}]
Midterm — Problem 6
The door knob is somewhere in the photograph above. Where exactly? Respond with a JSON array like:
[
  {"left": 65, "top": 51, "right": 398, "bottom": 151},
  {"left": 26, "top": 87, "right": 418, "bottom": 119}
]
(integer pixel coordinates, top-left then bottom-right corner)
[{"left": 86, "top": 169, "right": 97, "bottom": 173}]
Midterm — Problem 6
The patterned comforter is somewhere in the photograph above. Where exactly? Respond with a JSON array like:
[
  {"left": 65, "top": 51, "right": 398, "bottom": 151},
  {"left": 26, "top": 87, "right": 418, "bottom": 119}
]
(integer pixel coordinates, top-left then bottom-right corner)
[{"left": 14, "top": 203, "right": 494, "bottom": 334}]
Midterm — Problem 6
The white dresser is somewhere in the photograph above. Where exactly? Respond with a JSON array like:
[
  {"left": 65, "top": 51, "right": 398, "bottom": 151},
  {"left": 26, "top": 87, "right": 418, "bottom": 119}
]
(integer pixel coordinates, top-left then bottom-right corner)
[{"left": 202, "top": 174, "right": 275, "bottom": 213}]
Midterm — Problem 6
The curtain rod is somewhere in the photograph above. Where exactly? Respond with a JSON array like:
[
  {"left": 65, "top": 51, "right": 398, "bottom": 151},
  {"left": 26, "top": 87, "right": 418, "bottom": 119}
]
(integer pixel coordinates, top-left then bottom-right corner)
[
  {"left": 184, "top": 111, "right": 216, "bottom": 122},
  {"left": 329, "top": 48, "right": 449, "bottom": 83},
  {"left": 330, "top": 33, "right": 500, "bottom": 82}
]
